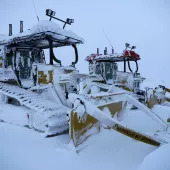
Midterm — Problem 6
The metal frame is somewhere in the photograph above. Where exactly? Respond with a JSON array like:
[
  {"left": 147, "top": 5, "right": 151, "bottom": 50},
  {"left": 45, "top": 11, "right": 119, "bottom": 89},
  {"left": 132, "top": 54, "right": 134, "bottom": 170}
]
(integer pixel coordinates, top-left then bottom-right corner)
[
  {"left": 96, "top": 57, "right": 139, "bottom": 73},
  {"left": 6, "top": 31, "right": 80, "bottom": 66},
  {"left": 46, "top": 9, "right": 74, "bottom": 29}
]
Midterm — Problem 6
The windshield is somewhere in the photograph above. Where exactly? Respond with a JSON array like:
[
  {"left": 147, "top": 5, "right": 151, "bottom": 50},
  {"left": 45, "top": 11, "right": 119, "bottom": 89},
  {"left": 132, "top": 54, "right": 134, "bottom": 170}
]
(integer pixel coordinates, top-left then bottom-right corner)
[
  {"left": 16, "top": 49, "right": 44, "bottom": 79},
  {"left": 105, "top": 62, "right": 113, "bottom": 80},
  {"left": 44, "top": 46, "right": 76, "bottom": 66},
  {"left": 16, "top": 51, "right": 32, "bottom": 79}
]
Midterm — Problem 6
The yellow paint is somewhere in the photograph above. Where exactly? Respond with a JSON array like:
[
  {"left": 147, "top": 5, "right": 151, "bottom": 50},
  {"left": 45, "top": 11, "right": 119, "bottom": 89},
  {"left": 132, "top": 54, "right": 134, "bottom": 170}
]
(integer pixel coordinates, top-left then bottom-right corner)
[
  {"left": 147, "top": 94, "right": 166, "bottom": 109},
  {"left": 70, "top": 100, "right": 160, "bottom": 148},
  {"left": 70, "top": 111, "right": 100, "bottom": 147},
  {"left": 64, "top": 70, "right": 73, "bottom": 74},
  {"left": 70, "top": 101, "right": 123, "bottom": 146},
  {"left": 38, "top": 70, "right": 53, "bottom": 84},
  {"left": 99, "top": 101, "right": 123, "bottom": 117},
  {"left": 113, "top": 124, "right": 160, "bottom": 146},
  {"left": 165, "top": 87, "right": 170, "bottom": 93},
  {"left": 166, "top": 98, "right": 170, "bottom": 102},
  {"left": 122, "top": 86, "right": 132, "bottom": 92}
]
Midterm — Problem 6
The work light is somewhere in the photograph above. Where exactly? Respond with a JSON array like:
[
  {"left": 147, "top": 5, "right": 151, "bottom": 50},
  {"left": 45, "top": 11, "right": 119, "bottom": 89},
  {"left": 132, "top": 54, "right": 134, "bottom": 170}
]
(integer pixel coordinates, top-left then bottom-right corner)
[
  {"left": 46, "top": 9, "right": 56, "bottom": 17},
  {"left": 131, "top": 46, "right": 136, "bottom": 50},
  {"left": 66, "top": 18, "right": 74, "bottom": 24}
]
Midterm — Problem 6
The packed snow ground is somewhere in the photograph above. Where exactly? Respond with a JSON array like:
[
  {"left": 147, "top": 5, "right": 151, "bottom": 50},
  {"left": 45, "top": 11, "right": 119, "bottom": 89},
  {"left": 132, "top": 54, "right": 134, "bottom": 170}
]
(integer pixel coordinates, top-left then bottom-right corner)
[
  {"left": 139, "top": 143, "right": 170, "bottom": 170},
  {"left": 1, "top": 106, "right": 170, "bottom": 170}
]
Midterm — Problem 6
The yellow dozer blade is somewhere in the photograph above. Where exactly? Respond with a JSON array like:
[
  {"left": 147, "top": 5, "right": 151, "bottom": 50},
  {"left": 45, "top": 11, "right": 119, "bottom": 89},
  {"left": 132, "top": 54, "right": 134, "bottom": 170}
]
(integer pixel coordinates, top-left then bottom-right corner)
[
  {"left": 70, "top": 111, "right": 100, "bottom": 147},
  {"left": 146, "top": 85, "right": 170, "bottom": 109},
  {"left": 147, "top": 93, "right": 166, "bottom": 109},
  {"left": 146, "top": 86, "right": 168, "bottom": 109},
  {"left": 165, "top": 87, "right": 170, "bottom": 102},
  {"left": 69, "top": 99, "right": 123, "bottom": 147},
  {"left": 69, "top": 93, "right": 165, "bottom": 149}
]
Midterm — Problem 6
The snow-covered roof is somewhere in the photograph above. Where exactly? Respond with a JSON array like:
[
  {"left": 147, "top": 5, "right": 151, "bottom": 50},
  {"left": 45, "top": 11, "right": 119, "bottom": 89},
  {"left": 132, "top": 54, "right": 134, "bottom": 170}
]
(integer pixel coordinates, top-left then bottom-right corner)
[
  {"left": 0, "top": 20, "right": 84, "bottom": 47},
  {"left": 85, "top": 53, "right": 122, "bottom": 61},
  {"left": 0, "top": 34, "right": 9, "bottom": 44},
  {"left": 85, "top": 50, "right": 140, "bottom": 62}
]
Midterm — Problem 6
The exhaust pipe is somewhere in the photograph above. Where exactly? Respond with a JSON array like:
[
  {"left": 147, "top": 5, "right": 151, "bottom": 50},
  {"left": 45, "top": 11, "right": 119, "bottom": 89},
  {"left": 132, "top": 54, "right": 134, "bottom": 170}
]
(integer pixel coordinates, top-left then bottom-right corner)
[
  {"left": 104, "top": 47, "right": 107, "bottom": 55},
  {"left": 97, "top": 48, "right": 99, "bottom": 55},
  {"left": 112, "top": 48, "right": 114, "bottom": 54},
  {"left": 9, "top": 24, "right": 12, "bottom": 36},
  {"left": 20, "top": 21, "right": 23, "bottom": 33}
]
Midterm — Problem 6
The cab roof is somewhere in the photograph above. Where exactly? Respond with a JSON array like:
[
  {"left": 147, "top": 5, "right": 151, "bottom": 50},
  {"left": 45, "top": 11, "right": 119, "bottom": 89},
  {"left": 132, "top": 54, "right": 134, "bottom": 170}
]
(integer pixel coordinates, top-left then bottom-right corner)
[{"left": 0, "top": 20, "right": 84, "bottom": 49}]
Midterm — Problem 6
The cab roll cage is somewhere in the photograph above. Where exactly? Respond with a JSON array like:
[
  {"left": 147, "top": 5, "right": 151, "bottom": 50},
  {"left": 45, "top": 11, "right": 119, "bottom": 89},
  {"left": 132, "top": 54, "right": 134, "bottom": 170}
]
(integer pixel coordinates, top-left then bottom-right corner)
[{"left": 48, "top": 39, "right": 79, "bottom": 67}]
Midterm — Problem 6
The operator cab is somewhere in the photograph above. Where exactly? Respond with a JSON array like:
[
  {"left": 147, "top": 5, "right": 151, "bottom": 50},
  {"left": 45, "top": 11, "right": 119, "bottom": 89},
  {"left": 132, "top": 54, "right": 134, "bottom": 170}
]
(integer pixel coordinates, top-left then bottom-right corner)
[
  {"left": 0, "top": 9, "right": 83, "bottom": 88},
  {"left": 86, "top": 44, "right": 144, "bottom": 92}
]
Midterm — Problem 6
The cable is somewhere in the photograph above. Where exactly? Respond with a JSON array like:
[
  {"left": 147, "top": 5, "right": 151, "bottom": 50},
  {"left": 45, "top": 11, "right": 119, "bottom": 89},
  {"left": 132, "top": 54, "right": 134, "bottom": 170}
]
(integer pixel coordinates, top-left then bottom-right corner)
[
  {"left": 101, "top": 27, "right": 113, "bottom": 49},
  {"left": 32, "top": 0, "right": 39, "bottom": 21}
]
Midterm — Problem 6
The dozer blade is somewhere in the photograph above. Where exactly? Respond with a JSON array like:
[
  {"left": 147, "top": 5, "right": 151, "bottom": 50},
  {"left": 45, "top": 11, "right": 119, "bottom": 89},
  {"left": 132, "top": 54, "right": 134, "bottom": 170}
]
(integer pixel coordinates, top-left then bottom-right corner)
[
  {"left": 147, "top": 85, "right": 170, "bottom": 109},
  {"left": 70, "top": 108, "right": 161, "bottom": 149},
  {"left": 147, "top": 94, "right": 161, "bottom": 109},
  {"left": 165, "top": 87, "right": 170, "bottom": 93},
  {"left": 69, "top": 93, "right": 163, "bottom": 149},
  {"left": 147, "top": 93, "right": 166, "bottom": 109},
  {"left": 70, "top": 111, "right": 100, "bottom": 147},
  {"left": 165, "top": 87, "right": 170, "bottom": 102},
  {"left": 112, "top": 124, "right": 160, "bottom": 146},
  {"left": 70, "top": 100, "right": 123, "bottom": 147}
]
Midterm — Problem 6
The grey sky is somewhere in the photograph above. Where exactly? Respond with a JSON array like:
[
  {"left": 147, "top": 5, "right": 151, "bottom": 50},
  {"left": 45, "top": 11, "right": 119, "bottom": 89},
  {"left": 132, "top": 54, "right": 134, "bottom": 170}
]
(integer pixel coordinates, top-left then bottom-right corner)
[{"left": 0, "top": 0, "right": 170, "bottom": 84}]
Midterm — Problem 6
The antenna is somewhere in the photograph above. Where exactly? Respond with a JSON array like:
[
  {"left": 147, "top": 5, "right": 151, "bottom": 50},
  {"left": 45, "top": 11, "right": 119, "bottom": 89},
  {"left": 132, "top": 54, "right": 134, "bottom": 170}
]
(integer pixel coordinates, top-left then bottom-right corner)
[
  {"left": 32, "top": 0, "right": 39, "bottom": 21},
  {"left": 101, "top": 28, "right": 114, "bottom": 53}
]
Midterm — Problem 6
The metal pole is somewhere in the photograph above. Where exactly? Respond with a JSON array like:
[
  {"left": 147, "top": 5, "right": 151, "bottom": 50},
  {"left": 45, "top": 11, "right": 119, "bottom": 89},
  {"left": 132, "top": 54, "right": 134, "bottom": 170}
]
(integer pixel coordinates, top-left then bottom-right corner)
[
  {"left": 97, "top": 48, "right": 99, "bottom": 55},
  {"left": 105, "top": 47, "right": 107, "bottom": 55},
  {"left": 20, "top": 21, "right": 23, "bottom": 33},
  {"left": 9, "top": 24, "right": 12, "bottom": 36},
  {"left": 124, "top": 60, "right": 126, "bottom": 72}
]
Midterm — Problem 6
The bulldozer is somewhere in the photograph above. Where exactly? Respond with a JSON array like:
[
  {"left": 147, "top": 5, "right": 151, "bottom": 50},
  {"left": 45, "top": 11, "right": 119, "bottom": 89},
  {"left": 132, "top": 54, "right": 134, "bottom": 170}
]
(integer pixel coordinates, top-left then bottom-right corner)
[
  {"left": 0, "top": 9, "right": 170, "bottom": 151},
  {"left": 68, "top": 45, "right": 170, "bottom": 149},
  {"left": 0, "top": 9, "right": 84, "bottom": 136}
]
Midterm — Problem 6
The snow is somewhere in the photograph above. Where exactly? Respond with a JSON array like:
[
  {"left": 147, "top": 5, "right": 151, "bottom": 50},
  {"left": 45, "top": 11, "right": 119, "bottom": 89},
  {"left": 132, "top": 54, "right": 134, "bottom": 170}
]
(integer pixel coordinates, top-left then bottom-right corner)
[
  {"left": 73, "top": 99, "right": 86, "bottom": 122},
  {"left": 152, "top": 105, "right": 170, "bottom": 122},
  {"left": 0, "top": 34, "right": 8, "bottom": 43},
  {"left": 0, "top": 118, "right": 158, "bottom": 170},
  {"left": 0, "top": 20, "right": 84, "bottom": 45},
  {"left": 0, "top": 82, "right": 69, "bottom": 135},
  {"left": 91, "top": 91, "right": 125, "bottom": 98},
  {"left": 141, "top": 79, "right": 170, "bottom": 91},
  {"left": 69, "top": 92, "right": 166, "bottom": 130},
  {"left": 85, "top": 53, "right": 122, "bottom": 61},
  {"left": 125, "top": 94, "right": 167, "bottom": 129},
  {"left": 85, "top": 49, "right": 140, "bottom": 61},
  {"left": 102, "top": 107, "right": 112, "bottom": 116},
  {"left": 165, "top": 92, "right": 170, "bottom": 99},
  {"left": 1, "top": 93, "right": 170, "bottom": 170},
  {"left": 0, "top": 68, "right": 17, "bottom": 81},
  {"left": 138, "top": 143, "right": 170, "bottom": 170},
  {"left": 0, "top": 103, "right": 29, "bottom": 126},
  {"left": 30, "top": 20, "right": 84, "bottom": 42},
  {"left": 0, "top": 55, "right": 170, "bottom": 170}
]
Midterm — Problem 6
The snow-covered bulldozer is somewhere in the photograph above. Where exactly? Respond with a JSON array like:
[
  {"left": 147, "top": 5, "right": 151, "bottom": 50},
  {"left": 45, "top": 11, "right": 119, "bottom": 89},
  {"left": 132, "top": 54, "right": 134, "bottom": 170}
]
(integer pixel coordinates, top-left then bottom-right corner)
[
  {"left": 0, "top": 10, "right": 84, "bottom": 136},
  {"left": 0, "top": 9, "right": 170, "bottom": 151},
  {"left": 68, "top": 45, "right": 170, "bottom": 149}
]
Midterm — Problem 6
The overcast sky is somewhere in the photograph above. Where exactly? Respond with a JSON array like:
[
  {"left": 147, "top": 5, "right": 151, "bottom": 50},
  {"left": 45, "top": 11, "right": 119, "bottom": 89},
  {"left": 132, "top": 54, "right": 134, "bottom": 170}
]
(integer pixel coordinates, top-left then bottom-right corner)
[{"left": 0, "top": 0, "right": 170, "bottom": 84}]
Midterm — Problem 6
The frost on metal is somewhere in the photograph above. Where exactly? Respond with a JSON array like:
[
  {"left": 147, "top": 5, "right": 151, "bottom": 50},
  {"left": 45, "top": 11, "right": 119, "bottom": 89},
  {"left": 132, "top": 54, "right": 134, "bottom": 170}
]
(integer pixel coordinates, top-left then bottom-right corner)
[{"left": 0, "top": 20, "right": 84, "bottom": 45}]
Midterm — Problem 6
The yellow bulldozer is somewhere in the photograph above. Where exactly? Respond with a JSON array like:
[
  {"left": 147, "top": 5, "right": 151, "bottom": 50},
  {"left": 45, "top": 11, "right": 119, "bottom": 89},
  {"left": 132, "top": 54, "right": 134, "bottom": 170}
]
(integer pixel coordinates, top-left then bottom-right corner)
[{"left": 0, "top": 9, "right": 170, "bottom": 152}]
